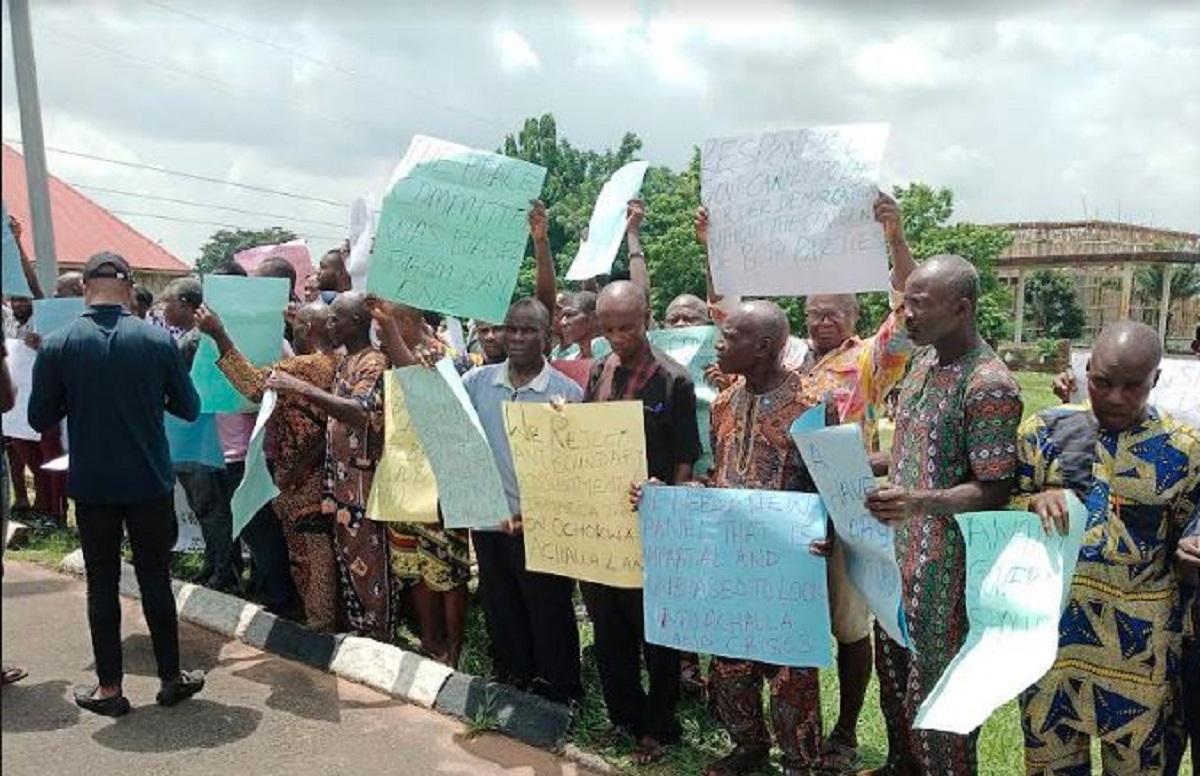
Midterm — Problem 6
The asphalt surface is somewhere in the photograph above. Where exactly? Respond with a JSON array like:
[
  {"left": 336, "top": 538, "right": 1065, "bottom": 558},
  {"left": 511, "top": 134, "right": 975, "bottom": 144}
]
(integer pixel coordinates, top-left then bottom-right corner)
[{"left": 1, "top": 561, "right": 600, "bottom": 776}]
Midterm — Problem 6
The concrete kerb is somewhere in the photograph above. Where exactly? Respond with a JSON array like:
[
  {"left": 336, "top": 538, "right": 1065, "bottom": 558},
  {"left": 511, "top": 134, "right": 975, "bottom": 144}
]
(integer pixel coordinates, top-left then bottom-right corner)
[{"left": 56, "top": 550, "right": 578, "bottom": 757}]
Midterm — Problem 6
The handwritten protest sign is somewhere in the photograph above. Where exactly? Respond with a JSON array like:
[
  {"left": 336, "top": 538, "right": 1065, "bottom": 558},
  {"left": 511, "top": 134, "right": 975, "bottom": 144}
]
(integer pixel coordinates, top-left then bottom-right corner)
[
  {"left": 395, "top": 359, "right": 510, "bottom": 528},
  {"left": 504, "top": 401, "right": 647, "bottom": 587},
  {"left": 701, "top": 124, "right": 891, "bottom": 297},
  {"left": 1, "top": 201, "right": 32, "bottom": 298},
  {"left": 165, "top": 413, "right": 225, "bottom": 469},
  {"left": 172, "top": 481, "right": 205, "bottom": 553},
  {"left": 1, "top": 339, "right": 38, "bottom": 440},
  {"left": 566, "top": 161, "right": 649, "bottom": 280},
  {"left": 640, "top": 485, "right": 833, "bottom": 667},
  {"left": 915, "top": 495, "right": 1086, "bottom": 733},
  {"left": 586, "top": 328, "right": 718, "bottom": 474},
  {"left": 31, "top": 298, "right": 85, "bottom": 335},
  {"left": 1071, "top": 351, "right": 1200, "bottom": 427},
  {"left": 366, "top": 370, "right": 439, "bottom": 523},
  {"left": 368, "top": 135, "right": 547, "bottom": 323},
  {"left": 793, "top": 407, "right": 910, "bottom": 646},
  {"left": 230, "top": 390, "right": 280, "bottom": 539},
  {"left": 347, "top": 195, "right": 379, "bottom": 292},
  {"left": 234, "top": 239, "right": 313, "bottom": 294},
  {"left": 190, "top": 276, "right": 289, "bottom": 413}
]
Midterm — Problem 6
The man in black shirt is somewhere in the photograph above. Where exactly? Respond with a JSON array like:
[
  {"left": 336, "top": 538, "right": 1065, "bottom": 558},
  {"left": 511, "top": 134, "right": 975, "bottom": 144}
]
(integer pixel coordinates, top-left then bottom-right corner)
[
  {"left": 583, "top": 280, "right": 701, "bottom": 764},
  {"left": 29, "top": 252, "right": 206, "bottom": 716}
]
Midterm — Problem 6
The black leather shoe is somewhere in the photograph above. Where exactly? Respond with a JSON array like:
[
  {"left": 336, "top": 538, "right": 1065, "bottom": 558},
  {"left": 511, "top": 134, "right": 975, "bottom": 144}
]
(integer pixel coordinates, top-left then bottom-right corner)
[
  {"left": 73, "top": 685, "right": 131, "bottom": 717},
  {"left": 156, "top": 670, "right": 205, "bottom": 707}
]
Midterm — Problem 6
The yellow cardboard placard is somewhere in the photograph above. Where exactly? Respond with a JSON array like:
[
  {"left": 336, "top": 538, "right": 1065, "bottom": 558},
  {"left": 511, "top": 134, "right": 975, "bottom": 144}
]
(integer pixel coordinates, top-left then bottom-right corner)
[
  {"left": 504, "top": 401, "right": 647, "bottom": 588},
  {"left": 366, "top": 371, "right": 439, "bottom": 523}
]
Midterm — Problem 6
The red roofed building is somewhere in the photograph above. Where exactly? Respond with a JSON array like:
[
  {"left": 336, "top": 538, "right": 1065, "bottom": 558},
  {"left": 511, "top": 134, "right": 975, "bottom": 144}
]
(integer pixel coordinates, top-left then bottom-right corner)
[{"left": 2, "top": 143, "right": 189, "bottom": 294}]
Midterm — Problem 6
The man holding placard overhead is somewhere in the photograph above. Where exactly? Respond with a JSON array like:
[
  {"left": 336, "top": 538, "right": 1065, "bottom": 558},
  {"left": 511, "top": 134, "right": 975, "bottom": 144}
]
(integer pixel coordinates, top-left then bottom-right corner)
[
  {"left": 795, "top": 191, "right": 917, "bottom": 773},
  {"left": 1014, "top": 321, "right": 1200, "bottom": 776},
  {"left": 583, "top": 280, "right": 701, "bottom": 765},
  {"left": 699, "top": 299, "right": 825, "bottom": 776},
  {"left": 864, "top": 255, "right": 1023, "bottom": 776}
]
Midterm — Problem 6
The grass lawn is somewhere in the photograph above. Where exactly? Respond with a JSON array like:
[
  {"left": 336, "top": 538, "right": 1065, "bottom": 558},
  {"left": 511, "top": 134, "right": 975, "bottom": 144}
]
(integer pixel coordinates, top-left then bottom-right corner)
[{"left": 5, "top": 371, "right": 1193, "bottom": 775}]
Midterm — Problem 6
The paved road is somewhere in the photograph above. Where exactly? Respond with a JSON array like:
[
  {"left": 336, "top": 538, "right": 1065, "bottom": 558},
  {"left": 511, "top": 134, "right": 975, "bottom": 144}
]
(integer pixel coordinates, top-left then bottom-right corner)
[{"left": 2, "top": 562, "right": 599, "bottom": 776}]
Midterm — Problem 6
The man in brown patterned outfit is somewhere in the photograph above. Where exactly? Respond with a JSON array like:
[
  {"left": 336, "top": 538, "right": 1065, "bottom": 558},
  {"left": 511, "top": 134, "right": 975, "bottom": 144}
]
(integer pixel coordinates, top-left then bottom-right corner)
[
  {"left": 704, "top": 300, "right": 824, "bottom": 776},
  {"left": 197, "top": 301, "right": 340, "bottom": 632}
]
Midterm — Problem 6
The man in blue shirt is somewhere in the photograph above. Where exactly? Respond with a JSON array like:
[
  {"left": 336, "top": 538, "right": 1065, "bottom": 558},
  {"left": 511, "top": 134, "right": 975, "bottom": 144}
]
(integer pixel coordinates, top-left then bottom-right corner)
[
  {"left": 461, "top": 298, "right": 585, "bottom": 704},
  {"left": 29, "top": 252, "right": 206, "bottom": 717}
]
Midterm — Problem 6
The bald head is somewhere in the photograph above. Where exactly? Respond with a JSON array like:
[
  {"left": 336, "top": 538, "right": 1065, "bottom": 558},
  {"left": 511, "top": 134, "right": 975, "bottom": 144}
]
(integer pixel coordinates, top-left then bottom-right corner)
[
  {"left": 717, "top": 300, "right": 792, "bottom": 378},
  {"left": 665, "top": 294, "right": 710, "bottom": 328},
  {"left": 597, "top": 280, "right": 651, "bottom": 363},
  {"left": 597, "top": 280, "right": 649, "bottom": 317},
  {"left": 1086, "top": 320, "right": 1162, "bottom": 431},
  {"left": 56, "top": 272, "right": 84, "bottom": 298},
  {"left": 903, "top": 254, "right": 982, "bottom": 349},
  {"left": 1092, "top": 320, "right": 1162, "bottom": 373},
  {"left": 732, "top": 301, "right": 790, "bottom": 351},
  {"left": 327, "top": 291, "right": 372, "bottom": 349},
  {"left": 915, "top": 254, "right": 979, "bottom": 307},
  {"left": 296, "top": 300, "right": 330, "bottom": 327},
  {"left": 293, "top": 301, "right": 331, "bottom": 353}
]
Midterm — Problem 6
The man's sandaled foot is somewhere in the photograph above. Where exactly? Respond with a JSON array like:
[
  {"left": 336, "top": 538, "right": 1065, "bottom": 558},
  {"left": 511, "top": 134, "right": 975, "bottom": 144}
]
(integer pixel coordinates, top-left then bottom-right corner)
[
  {"left": 593, "top": 725, "right": 633, "bottom": 748},
  {"left": 157, "top": 670, "right": 205, "bottom": 707},
  {"left": 704, "top": 744, "right": 770, "bottom": 776},
  {"left": 821, "top": 735, "right": 862, "bottom": 774},
  {"left": 2, "top": 666, "right": 28, "bottom": 685},
  {"left": 73, "top": 685, "right": 131, "bottom": 717},
  {"left": 634, "top": 735, "right": 671, "bottom": 766}
]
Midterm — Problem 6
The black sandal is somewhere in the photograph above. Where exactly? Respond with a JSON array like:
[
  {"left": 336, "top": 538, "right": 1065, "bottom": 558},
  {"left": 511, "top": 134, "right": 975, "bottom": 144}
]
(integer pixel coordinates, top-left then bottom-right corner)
[{"left": 73, "top": 685, "right": 131, "bottom": 717}]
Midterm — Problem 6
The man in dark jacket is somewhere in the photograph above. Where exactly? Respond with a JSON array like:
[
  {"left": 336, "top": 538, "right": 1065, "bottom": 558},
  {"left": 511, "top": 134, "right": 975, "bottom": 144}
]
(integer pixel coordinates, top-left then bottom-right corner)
[{"left": 30, "top": 252, "right": 206, "bottom": 716}]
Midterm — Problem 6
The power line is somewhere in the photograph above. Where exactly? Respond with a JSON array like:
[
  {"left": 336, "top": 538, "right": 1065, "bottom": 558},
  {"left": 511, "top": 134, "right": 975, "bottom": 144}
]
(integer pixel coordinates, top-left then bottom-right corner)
[
  {"left": 141, "top": 0, "right": 512, "bottom": 133},
  {"left": 106, "top": 209, "right": 343, "bottom": 241},
  {"left": 71, "top": 183, "right": 346, "bottom": 228},
  {"left": 3, "top": 138, "right": 349, "bottom": 207},
  {"left": 41, "top": 26, "right": 400, "bottom": 142}
]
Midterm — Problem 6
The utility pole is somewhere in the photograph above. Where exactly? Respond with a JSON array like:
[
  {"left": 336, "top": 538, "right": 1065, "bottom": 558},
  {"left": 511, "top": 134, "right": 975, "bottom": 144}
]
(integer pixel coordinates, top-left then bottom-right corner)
[{"left": 8, "top": 0, "right": 57, "bottom": 293}]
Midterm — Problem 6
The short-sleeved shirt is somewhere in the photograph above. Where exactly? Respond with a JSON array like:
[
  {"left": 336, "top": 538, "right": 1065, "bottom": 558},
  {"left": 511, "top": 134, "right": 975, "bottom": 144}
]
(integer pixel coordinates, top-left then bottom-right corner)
[
  {"left": 584, "top": 346, "right": 701, "bottom": 485},
  {"left": 463, "top": 360, "right": 584, "bottom": 520}
]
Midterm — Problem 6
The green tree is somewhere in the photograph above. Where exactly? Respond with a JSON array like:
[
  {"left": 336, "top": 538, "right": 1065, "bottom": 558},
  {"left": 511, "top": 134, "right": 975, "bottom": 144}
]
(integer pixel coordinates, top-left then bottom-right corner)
[
  {"left": 194, "top": 227, "right": 298, "bottom": 274},
  {"left": 500, "top": 113, "right": 643, "bottom": 298},
  {"left": 1133, "top": 264, "right": 1200, "bottom": 331},
  {"left": 1024, "top": 269, "right": 1086, "bottom": 339},
  {"left": 892, "top": 183, "right": 1014, "bottom": 343},
  {"left": 641, "top": 151, "right": 705, "bottom": 316}
]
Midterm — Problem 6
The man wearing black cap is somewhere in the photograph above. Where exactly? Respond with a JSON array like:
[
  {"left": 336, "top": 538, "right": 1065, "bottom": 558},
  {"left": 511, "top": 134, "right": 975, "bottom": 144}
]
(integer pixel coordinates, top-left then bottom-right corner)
[{"left": 29, "top": 252, "right": 207, "bottom": 716}]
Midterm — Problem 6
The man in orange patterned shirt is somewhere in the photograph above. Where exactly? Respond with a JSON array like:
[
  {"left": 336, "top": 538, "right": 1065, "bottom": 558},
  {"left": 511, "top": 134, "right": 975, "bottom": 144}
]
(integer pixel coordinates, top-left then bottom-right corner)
[{"left": 798, "top": 192, "right": 919, "bottom": 773}]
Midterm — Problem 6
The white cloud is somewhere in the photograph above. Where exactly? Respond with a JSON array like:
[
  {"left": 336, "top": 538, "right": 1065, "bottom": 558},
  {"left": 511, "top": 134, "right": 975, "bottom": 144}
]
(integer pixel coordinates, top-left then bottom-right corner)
[
  {"left": 852, "top": 36, "right": 960, "bottom": 89},
  {"left": 495, "top": 29, "right": 542, "bottom": 73},
  {"left": 2, "top": 0, "right": 1197, "bottom": 263}
]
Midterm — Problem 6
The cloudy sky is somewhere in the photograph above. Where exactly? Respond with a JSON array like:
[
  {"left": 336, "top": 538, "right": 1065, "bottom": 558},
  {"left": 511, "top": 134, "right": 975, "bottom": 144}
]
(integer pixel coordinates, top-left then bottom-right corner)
[{"left": 2, "top": 0, "right": 1197, "bottom": 265}]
